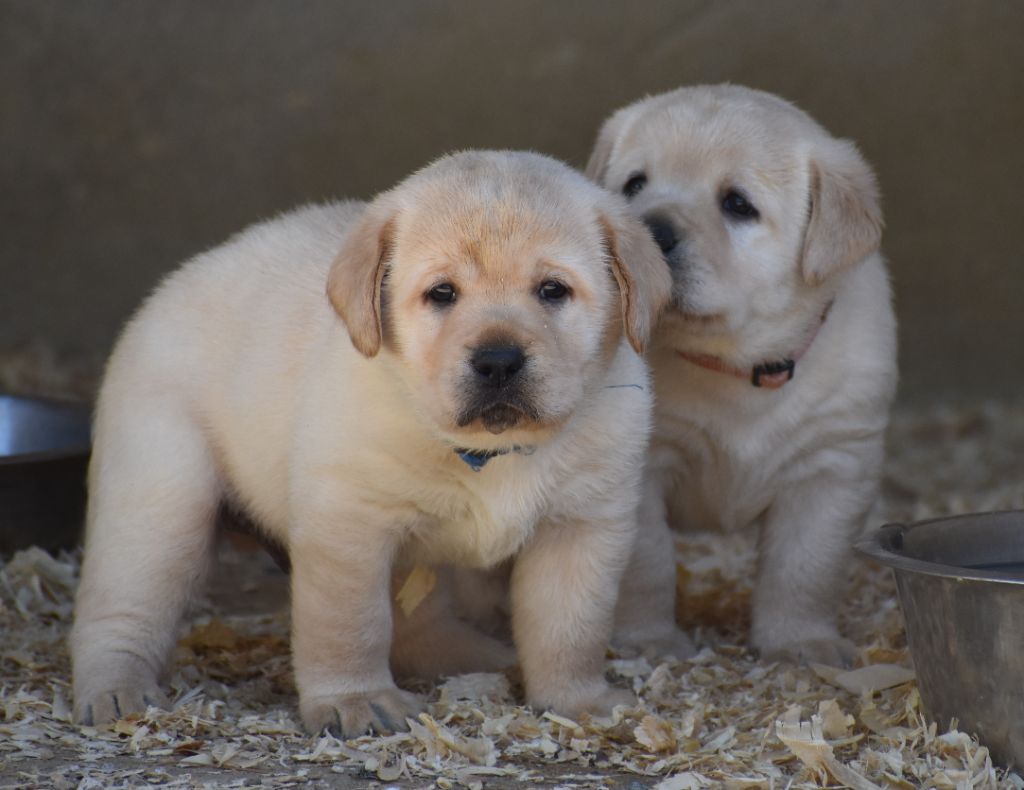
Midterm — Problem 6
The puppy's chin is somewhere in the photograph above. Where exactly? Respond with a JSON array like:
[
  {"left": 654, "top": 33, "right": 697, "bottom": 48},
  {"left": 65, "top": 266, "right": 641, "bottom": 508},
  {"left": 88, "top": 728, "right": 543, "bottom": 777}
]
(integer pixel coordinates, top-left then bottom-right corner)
[
  {"left": 653, "top": 306, "right": 737, "bottom": 360},
  {"left": 662, "top": 305, "right": 730, "bottom": 336},
  {"left": 456, "top": 401, "right": 538, "bottom": 435},
  {"left": 446, "top": 404, "right": 562, "bottom": 450},
  {"left": 478, "top": 403, "right": 526, "bottom": 435}
]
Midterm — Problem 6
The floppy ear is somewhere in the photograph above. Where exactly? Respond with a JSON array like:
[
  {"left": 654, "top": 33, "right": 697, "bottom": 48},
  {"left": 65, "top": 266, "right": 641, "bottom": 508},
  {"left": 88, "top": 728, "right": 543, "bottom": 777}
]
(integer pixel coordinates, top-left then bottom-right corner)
[
  {"left": 326, "top": 205, "right": 396, "bottom": 357},
  {"left": 585, "top": 108, "right": 630, "bottom": 185},
  {"left": 599, "top": 209, "right": 673, "bottom": 355},
  {"left": 800, "top": 139, "right": 883, "bottom": 286}
]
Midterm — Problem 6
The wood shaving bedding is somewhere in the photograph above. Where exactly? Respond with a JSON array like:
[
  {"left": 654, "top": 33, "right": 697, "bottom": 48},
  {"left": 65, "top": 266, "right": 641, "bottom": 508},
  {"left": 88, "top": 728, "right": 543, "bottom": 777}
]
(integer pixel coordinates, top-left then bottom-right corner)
[{"left": 2, "top": 351, "right": 1023, "bottom": 787}]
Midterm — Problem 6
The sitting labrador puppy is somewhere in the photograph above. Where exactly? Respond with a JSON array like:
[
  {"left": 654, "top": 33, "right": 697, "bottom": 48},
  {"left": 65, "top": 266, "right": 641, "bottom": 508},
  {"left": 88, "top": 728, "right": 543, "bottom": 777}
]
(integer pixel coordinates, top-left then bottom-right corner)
[
  {"left": 71, "top": 150, "right": 671, "bottom": 735},
  {"left": 586, "top": 85, "right": 897, "bottom": 665}
]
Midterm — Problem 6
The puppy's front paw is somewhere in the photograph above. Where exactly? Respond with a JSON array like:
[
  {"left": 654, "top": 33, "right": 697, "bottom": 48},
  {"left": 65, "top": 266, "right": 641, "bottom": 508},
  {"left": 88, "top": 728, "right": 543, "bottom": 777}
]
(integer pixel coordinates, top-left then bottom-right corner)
[
  {"left": 74, "top": 684, "right": 169, "bottom": 726},
  {"left": 300, "top": 687, "right": 425, "bottom": 737},
  {"left": 758, "top": 636, "right": 857, "bottom": 668}
]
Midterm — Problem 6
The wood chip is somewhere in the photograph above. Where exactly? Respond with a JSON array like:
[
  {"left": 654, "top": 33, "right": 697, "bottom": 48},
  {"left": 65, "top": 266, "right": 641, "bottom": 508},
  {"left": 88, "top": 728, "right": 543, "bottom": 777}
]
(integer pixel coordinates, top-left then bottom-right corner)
[
  {"left": 395, "top": 565, "right": 437, "bottom": 617},
  {"left": 2, "top": 388, "right": 1022, "bottom": 788}
]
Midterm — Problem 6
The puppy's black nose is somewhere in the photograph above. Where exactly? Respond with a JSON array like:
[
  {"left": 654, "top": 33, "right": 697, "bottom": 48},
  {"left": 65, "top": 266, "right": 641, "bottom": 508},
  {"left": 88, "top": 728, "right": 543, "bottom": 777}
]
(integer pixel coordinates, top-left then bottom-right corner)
[
  {"left": 471, "top": 344, "right": 526, "bottom": 386},
  {"left": 643, "top": 215, "right": 680, "bottom": 255}
]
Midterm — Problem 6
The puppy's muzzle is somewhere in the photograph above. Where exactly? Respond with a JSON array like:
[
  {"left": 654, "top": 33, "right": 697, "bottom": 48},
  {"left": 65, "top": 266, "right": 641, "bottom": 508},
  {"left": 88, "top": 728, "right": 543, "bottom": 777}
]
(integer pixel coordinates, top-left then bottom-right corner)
[
  {"left": 470, "top": 344, "right": 526, "bottom": 386},
  {"left": 457, "top": 343, "right": 538, "bottom": 434},
  {"left": 642, "top": 213, "right": 693, "bottom": 311},
  {"left": 643, "top": 214, "right": 683, "bottom": 260}
]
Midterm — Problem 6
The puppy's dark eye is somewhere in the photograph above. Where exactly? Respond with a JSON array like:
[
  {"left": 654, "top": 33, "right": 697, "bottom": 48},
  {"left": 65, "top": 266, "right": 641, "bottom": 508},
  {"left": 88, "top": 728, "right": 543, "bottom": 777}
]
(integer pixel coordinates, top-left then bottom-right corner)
[
  {"left": 538, "top": 280, "right": 569, "bottom": 302},
  {"left": 622, "top": 173, "right": 647, "bottom": 198},
  {"left": 721, "top": 190, "right": 759, "bottom": 220},
  {"left": 427, "top": 283, "right": 456, "bottom": 304}
]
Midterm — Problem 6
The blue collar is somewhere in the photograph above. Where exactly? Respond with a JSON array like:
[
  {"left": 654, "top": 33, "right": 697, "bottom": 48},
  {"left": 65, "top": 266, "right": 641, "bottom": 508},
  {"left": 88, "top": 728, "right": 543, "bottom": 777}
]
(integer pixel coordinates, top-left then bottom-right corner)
[{"left": 454, "top": 445, "right": 533, "bottom": 472}]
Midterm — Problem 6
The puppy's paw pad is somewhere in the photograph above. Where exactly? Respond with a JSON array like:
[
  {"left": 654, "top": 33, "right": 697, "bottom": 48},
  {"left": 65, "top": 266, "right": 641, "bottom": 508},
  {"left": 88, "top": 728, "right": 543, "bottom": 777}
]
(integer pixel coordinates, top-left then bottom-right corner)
[
  {"left": 759, "top": 637, "right": 857, "bottom": 668},
  {"left": 301, "top": 687, "right": 425, "bottom": 737},
  {"left": 74, "top": 686, "right": 169, "bottom": 726}
]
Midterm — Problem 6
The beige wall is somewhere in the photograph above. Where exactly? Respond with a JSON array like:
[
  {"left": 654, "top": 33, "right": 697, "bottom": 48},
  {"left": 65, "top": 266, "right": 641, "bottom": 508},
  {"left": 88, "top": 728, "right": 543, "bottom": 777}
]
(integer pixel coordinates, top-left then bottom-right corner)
[{"left": 2, "top": 0, "right": 1022, "bottom": 402}]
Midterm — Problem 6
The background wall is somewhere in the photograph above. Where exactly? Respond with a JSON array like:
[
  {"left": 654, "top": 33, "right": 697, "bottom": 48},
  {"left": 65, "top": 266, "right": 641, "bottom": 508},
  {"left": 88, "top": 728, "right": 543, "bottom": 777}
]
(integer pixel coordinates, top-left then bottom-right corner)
[{"left": 2, "top": 0, "right": 1022, "bottom": 402}]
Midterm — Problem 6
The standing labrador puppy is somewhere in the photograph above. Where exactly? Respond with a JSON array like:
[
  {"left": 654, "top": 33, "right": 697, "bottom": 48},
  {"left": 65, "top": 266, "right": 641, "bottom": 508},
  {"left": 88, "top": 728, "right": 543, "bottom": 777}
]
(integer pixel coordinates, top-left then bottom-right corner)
[
  {"left": 71, "top": 151, "right": 670, "bottom": 734},
  {"left": 587, "top": 85, "right": 897, "bottom": 665}
]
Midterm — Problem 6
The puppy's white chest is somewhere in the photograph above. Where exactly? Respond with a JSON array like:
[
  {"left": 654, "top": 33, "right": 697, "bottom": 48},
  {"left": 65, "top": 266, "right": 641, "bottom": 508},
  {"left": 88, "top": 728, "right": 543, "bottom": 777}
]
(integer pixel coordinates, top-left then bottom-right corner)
[
  {"left": 405, "top": 461, "right": 546, "bottom": 568},
  {"left": 653, "top": 421, "right": 780, "bottom": 533}
]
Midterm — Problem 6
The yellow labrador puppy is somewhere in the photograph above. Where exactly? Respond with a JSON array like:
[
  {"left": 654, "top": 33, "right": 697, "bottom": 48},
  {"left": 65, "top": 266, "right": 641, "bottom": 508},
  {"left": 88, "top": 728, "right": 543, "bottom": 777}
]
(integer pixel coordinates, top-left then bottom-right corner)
[
  {"left": 587, "top": 85, "right": 897, "bottom": 665},
  {"left": 71, "top": 151, "right": 670, "bottom": 735}
]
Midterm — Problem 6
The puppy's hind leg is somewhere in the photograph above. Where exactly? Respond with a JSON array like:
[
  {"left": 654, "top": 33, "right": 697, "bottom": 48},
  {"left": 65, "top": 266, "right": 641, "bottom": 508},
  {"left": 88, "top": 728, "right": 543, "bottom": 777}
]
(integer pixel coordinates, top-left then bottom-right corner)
[
  {"left": 71, "top": 396, "right": 220, "bottom": 725},
  {"left": 390, "top": 567, "right": 516, "bottom": 681}
]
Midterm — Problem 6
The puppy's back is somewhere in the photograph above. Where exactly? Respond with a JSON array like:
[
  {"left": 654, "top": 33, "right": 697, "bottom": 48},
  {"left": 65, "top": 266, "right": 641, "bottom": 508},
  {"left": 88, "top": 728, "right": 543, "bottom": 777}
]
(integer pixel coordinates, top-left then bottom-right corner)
[{"left": 102, "top": 201, "right": 363, "bottom": 395}]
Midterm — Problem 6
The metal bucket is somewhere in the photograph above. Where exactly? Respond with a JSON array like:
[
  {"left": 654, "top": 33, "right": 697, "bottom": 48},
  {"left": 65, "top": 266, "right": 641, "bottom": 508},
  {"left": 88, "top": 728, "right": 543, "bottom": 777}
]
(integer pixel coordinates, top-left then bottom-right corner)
[
  {"left": 0, "top": 394, "right": 91, "bottom": 553},
  {"left": 856, "top": 511, "right": 1024, "bottom": 767}
]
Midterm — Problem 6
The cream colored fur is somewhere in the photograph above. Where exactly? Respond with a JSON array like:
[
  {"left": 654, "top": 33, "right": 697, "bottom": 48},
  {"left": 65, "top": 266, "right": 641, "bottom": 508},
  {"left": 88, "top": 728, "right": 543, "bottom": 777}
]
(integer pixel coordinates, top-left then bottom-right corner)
[
  {"left": 71, "top": 151, "right": 671, "bottom": 734},
  {"left": 587, "top": 85, "right": 898, "bottom": 665}
]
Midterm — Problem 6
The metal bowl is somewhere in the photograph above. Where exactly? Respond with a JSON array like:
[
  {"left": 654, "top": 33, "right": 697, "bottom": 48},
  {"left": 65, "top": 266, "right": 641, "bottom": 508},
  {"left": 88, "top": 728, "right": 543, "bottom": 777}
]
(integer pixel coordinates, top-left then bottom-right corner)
[
  {"left": 856, "top": 511, "right": 1024, "bottom": 767},
  {"left": 0, "top": 394, "right": 91, "bottom": 554}
]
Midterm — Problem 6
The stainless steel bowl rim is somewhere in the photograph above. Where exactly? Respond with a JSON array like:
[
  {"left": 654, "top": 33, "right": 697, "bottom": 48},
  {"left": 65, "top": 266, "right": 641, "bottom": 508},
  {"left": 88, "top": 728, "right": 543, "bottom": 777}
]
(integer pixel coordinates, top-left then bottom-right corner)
[
  {"left": 0, "top": 394, "right": 91, "bottom": 465},
  {"left": 856, "top": 511, "right": 1024, "bottom": 586},
  {"left": 0, "top": 445, "right": 92, "bottom": 465}
]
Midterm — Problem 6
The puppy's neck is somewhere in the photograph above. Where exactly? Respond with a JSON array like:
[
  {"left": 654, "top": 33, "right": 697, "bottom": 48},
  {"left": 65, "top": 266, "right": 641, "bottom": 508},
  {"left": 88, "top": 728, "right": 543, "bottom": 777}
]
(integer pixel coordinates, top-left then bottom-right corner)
[
  {"left": 672, "top": 300, "right": 833, "bottom": 390},
  {"left": 453, "top": 444, "right": 536, "bottom": 472}
]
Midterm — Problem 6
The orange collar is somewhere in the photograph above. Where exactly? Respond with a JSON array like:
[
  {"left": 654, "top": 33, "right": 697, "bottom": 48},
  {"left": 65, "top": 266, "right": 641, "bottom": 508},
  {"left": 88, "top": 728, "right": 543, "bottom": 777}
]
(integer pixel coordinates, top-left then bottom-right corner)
[{"left": 676, "top": 301, "right": 833, "bottom": 390}]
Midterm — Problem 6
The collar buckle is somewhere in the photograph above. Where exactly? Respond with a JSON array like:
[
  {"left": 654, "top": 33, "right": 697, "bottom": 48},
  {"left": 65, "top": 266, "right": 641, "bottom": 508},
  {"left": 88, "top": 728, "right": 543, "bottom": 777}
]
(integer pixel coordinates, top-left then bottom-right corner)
[{"left": 751, "top": 358, "right": 795, "bottom": 388}]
